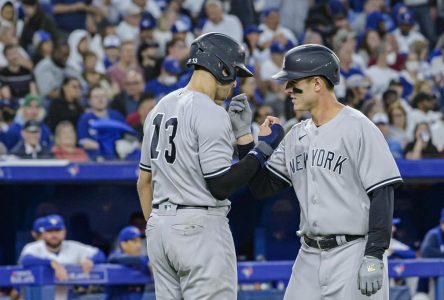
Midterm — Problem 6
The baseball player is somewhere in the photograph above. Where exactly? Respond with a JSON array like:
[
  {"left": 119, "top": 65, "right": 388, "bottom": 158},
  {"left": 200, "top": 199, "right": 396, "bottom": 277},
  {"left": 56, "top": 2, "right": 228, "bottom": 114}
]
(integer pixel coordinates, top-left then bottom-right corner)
[
  {"left": 137, "top": 32, "right": 284, "bottom": 300},
  {"left": 230, "top": 44, "right": 403, "bottom": 299}
]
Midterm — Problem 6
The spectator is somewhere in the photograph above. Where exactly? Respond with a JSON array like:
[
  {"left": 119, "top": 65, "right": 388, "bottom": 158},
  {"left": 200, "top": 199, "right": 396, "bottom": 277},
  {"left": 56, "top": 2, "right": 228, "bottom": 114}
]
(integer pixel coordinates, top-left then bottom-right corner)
[
  {"left": 102, "top": 35, "right": 121, "bottom": 70},
  {"left": 107, "top": 41, "right": 143, "bottom": 91},
  {"left": 0, "top": 45, "right": 37, "bottom": 100},
  {"left": 77, "top": 85, "right": 125, "bottom": 160},
  {"left": 392, "top": 11, "right": 426, "bottom": 55},
  {"left": 202, "top": 0, "right": 243, "bottom": 43},
  {"left": 165, "top": 37, "right": 189, "bottom": 67},
  {"left": 52, "top": 0, "right": 104, "bottom": 36},
  {"left": 66, "top": 29, "right": 90, "bottom": 76},
  {"left": 81, "top": 51, "right": 114, "bottom": 96},
  {"left": 47, "top": 76, "right": 84, "bottom": 133},
  {"left": 431, "top": 116, "right": 444, "bottom": 153},
  {"left": 116, "top": 1, "right": 143, "bottom": 42},
  {"left": 0, "top": 23, "right": 33, "bottom": 70},
  {"left": 138, "top": 12, "right": 157, "bottom": 46},
  {"left": 372, "top": 112, "right": 404, "bottom": 159},
  {"left": 410, "top": 92, "right": 442, "bottom": 126},
  {"left": 387, "top": 101, "right": 412, "bottom": 149},
  {"left": 357, "top": 29, "right": 381, "bottom": 67},
  {"left": 244, "top": 24, "right": 267, "bottom": 67},
  {"left": 258, "top": 6, "right": 297, "bottom": 49},
  {"left": 345, "top": 74, "right": 371, "bottom": 111},
  {"left": 404, "top": 0, "right": 436, "bottom": 45},
  {"left": 260, "top": 41, "right": 285, "bottom": 80},
  {"left": 52, "top": 121, "right": 88, "bottom": 162},
  {"left": 171, "top": 17, "right": 195, "bottom": 47},
  {"left": 145, "top": 58, "right": 181, "bottom": 100},
  {"left": 31, "top": 30, "right": 54, "bottom": 65},
  {"left": 10, "top": 120, "right": 53, "bottom": 159},
  {"left": 430, "top": 44, "right": 444, "bottom": 82},
  {"left": 4, "top": 94, "right": 51, "bottom": 150},
  {"left": 34, "top": 42, "right": 71, "bottom": 100},
  {"left": 404, "top": 122, "right": 440, "bottom": 159},
  {"left": 0, "top": 0, "right": 23, "bottom": 37},
  {"left": 337, "top": 42, "right": 364, "bottom": 79},
  {"left": 137, "top": 41, "right": 162, "bottom": 82},
  {"left": 111, "top": 70, "right": 145, "bottom": 117},
  {"left": 388, "top": 218, "right": 416, "bottom": 259},
  {"left": 19, "top": 214, "right": 105, "bottom": 299},
  {"left": 20, "top": 0, "right": 59, "bottom": 52},
  {"left": 365, "top": 42, "right": 400, "bottom": 96},
  {"left": 106, "top": 226, "right": 149, "bottom": 300},
  {"left": 126, "top": 93, "right": 156, "bottom": 138}
]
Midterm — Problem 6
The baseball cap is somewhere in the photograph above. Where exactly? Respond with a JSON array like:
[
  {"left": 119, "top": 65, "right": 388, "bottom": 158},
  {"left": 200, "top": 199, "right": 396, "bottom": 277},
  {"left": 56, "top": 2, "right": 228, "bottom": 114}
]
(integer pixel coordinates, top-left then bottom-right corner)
[
  {"left": 23, "top": 120, "right": 41, "bottom": 133},
  {"left": 140, "top": 13, "right": 156, "bottom": 31},
  {"left": 262, "top": 6, "right": 279, "bottom": 17},
  {"left": 270, "top": 41, "right": 286, "bottom": 54},
  {"left": 103, "top": 35, "right": 121, "bottom": 49},
  {"left": 162, "top": 58, "right": 181, "bottom": 75},
  {"left": 118, "top": 226, "right": 142, "bottom": 242},
  {"left": 346, "top": 74, "right": 370, "bottom": 88},
  {"left": 32, "top": 30, "right": 51, "bottom": 48},
  {"left": 366, "top": 12, "right": 384, "bottom": 31},
  {"left": 23, "top": 94, "right": 43, "bottom": 107},
  {"left": 441, "top": 208, "right": 444, "bottom": 222},
  {"left": 41, "top": 214, "right": 65, "bottom": 231},
  {"left": 33, "top": 217, "right": 47, "bottom": 233},
  {"left": 244, "top": 24, "right": 263, "bottom": 36},
  {"left": 171, "top": 18, "right": 191, "bottom": 33},
  {"left": 371, "top": 113, "right": 389, "bottom": 125},
  {"left": 398, "top": 11, "right": 415, "bottom": 26}
]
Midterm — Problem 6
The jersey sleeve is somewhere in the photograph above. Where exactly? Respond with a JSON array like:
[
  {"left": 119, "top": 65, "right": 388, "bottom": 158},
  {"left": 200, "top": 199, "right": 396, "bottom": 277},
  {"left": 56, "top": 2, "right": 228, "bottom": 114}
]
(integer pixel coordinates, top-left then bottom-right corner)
[
  {"left": 357, "top": 121, "right": 403, "bottom": 193},
  {"left": 194, "top": 105, "right": 233, "bottom": 179},
  {"left": 265, "top": 139, "right": 292, "bottom": 186},
  {"left": 139, "top": 114, "right": 153, "bottom": 172}
]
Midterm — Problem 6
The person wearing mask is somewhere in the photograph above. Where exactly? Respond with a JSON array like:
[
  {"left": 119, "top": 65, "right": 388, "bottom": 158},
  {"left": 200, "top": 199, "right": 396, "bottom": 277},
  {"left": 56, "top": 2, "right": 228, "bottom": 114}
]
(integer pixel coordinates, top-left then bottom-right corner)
[
  {"left": 10, "top": 120, "right": 53, "bottom": 159},
  {"left": 387, "top": 101, "right": 412, "bottom": 149},
  {"left": 404, "top": 122, "right": 440, "bottom": 159},
  {"left": 47, "top": 76, "right": 84, "bottom": 133},
  {"left": 111, "top": 71, "right": 146, "bottom": 117}
]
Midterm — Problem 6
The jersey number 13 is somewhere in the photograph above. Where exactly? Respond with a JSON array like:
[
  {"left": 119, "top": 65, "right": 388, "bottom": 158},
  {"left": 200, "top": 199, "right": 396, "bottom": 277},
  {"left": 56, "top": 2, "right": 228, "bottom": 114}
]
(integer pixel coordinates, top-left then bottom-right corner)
[{"left": 150, "top": 113, "right": 178, "bottom": 164}]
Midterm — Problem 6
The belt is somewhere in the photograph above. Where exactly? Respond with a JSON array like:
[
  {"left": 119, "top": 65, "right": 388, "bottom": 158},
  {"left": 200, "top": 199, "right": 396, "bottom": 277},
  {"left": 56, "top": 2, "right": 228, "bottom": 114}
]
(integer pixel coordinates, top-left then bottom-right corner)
[
  {"left": 152, "top": 204, "right": 209, "bottom": 210},
  {"left": 304, "top": 235, "right": 364, "bottom": 251}
]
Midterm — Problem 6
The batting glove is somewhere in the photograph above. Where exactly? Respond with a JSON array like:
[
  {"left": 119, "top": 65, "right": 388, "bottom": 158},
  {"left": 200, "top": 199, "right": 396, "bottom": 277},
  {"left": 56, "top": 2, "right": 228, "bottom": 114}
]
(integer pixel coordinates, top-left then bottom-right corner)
[
  {"left": 228, "top": 93, "right": 252, "bottom": 139},
  {"left": 358, "top": 256, "right": 384, "bottom": 296},
  {"left": 249, "top": 124, "right": 284, "bottom": 166}
]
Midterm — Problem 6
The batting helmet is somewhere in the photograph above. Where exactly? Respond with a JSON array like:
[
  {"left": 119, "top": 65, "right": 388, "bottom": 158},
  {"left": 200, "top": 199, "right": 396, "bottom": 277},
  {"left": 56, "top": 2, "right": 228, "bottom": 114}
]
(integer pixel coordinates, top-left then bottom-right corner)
[
  {"left": 186, "top": 32, "right": 253, "bottom": 85},
  {"left": 272, "top": 44, "right": 340, "bottom": 86}
]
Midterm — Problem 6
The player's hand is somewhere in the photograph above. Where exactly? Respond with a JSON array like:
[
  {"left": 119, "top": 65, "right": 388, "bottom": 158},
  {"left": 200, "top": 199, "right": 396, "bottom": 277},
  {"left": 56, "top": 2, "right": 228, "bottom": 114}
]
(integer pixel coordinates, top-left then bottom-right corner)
[
  {"left": 358, "top": 256, "right": 384, "bottom": 296},
  {"left": 81, "top": 259, "right": 94, "bottom": 273},
  {"left": 259, "top": 116, "right": 281, "bottom": 136},
  {"left": 51, "top": 260, "right": 68, "bottom": 281},
  {"left": 228, "top": 93, "right": 252, "bottom": 139},
  {"left": 249, "top": 117, "right": 284, "bottom": 166}
]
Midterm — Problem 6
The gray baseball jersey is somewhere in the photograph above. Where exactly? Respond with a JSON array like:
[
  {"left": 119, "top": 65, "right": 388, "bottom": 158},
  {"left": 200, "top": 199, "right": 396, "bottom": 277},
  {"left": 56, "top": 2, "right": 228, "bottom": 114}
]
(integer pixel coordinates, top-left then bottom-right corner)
[
  {"left": 139, "top": 88, "right": 233, "bottom": 207},
  {"left": 266, "top": 106, "right": 402, "bottom": 236}
]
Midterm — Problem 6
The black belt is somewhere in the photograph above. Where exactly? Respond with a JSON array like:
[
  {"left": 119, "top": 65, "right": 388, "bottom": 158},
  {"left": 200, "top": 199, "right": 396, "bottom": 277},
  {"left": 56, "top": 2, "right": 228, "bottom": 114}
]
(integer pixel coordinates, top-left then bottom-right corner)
[
  {"left": 304, "top": 235, "right": 364, "bottom": 251},
  {"left": 152, "top": 204, "right": 209, "bottom": 210}
]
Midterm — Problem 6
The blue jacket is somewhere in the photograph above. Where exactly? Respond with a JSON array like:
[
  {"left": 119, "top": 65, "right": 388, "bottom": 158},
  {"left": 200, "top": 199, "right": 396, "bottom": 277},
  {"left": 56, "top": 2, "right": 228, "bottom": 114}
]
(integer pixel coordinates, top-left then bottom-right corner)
[
  {"left": 4, "top": 122, "right": 52, "bottom": 150},
  {"left": 420, "top": 226, "right": 444, "bottom": 258}
]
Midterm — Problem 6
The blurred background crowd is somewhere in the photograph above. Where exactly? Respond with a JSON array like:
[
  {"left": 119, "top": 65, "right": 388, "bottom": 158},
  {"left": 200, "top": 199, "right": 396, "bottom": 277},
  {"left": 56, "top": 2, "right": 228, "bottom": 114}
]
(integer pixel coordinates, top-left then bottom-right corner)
[{"left": 0, "top": 0, "right": 443, "bottom": 161}]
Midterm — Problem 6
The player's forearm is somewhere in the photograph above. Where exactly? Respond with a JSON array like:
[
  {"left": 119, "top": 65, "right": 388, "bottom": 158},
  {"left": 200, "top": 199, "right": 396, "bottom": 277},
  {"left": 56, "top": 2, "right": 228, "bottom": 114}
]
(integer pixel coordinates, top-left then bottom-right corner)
[
  {"left": 237, "top": 141, "right": 255, "bottom": 159},
  {"left": 248, "top": 166, "right": 290, "bottom": 199},
  {"left": 137, "top": 171, "right": 153, "bottom": 220},
  {"left": 364, "top": 185, "right": 394, "bottom": 260}
]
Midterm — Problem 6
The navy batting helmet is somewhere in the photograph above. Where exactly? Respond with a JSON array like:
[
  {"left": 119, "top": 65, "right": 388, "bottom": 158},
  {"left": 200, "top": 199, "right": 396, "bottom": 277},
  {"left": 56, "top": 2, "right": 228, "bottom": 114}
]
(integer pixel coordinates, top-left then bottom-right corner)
[
  {"left": 272, "top": 44, "right": 340, "bottom": 86},
  {"left": 186, "top": 32, "right": 253, "bottom": 85}
]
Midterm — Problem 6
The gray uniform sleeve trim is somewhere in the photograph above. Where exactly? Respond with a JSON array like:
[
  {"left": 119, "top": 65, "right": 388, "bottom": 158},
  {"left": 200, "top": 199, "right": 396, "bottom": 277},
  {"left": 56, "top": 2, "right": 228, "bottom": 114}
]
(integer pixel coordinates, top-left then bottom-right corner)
[
  {"left": 139, "top": 163, "right": 151, "bottom": 172},
  {"left": 203, "top": 166, "right": 231, "bottom": 179},
  {"left": 266, "top": 164, "right": 292, "bottom": 186},
  {"left": 366, "top": 176, "right": 403, "bottom": 193}
]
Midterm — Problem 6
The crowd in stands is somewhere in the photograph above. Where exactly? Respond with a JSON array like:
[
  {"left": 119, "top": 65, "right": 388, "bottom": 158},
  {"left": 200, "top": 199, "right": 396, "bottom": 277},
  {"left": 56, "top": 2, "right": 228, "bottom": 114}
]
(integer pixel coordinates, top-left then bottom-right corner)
[{"left": 0, "top": 0, "right": 443, "bottom": 161}]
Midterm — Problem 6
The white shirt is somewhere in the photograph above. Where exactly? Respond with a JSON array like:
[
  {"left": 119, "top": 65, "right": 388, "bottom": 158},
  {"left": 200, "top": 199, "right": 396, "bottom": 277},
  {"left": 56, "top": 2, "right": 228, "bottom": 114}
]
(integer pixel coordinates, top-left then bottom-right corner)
[
  {"left": 116, "top": 21, "right": 139, "bottom": 42},
  {"left": 258, "top": 24, "right": 298, "bottom": 47},
  {"left": 202, "top": 14, "right": 243, "bottom": 43},
  {"left": 365, "top": 65, "right": 399, "bottom": 96},
  {"left": 392, "top": 28, "right": 426, "bottom": 54},
  {"left": 20, "top": 240, "right": 100, "bottom": 265},
  {"left": 430, "top": 55, "right": 444, "bottom": 79},
  {"left": 410, "top": 108, "right": 443, "bottom": 128},
  {"left": 431, "top": 119, "right": 444, "bottom": 152},
  {"left": 259, "top": 58, "right": 281, "bottom": 80}
]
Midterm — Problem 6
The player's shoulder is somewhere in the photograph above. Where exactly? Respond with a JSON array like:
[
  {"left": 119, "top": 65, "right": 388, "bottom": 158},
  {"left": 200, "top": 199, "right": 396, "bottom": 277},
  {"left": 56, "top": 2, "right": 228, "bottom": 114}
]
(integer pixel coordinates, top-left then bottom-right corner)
[
  {"left": 63, "top": 240, "right": 96, "bottom": 251},
  {"left": 342, "top": 106, "right": 381, "bottom": 134},
  {"left": 22, "top": 240, "right": 45, "bottom": 251}
]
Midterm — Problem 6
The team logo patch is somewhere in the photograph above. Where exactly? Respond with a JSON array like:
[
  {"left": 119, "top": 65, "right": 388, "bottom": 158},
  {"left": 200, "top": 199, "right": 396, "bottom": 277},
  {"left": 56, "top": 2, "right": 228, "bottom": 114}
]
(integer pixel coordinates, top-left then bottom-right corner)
[{"left": 367, "top": 264, "right": 376, "bottom": 272}]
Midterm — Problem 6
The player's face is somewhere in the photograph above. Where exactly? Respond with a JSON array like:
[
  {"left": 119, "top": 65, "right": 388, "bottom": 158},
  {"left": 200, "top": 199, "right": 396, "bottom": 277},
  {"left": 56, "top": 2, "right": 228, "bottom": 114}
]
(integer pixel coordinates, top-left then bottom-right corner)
[
  {"left": 215, "top": 80, "right": 236, "bottom": 102},
  {"left": 285, "top": 77, "right": 318, "bottom": 111},
  {"left": 121, "top": 238, "right": 142, "bottom": 255},
  {"left": 42, "top": 229, "right": 66, "bottom": 249}
]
